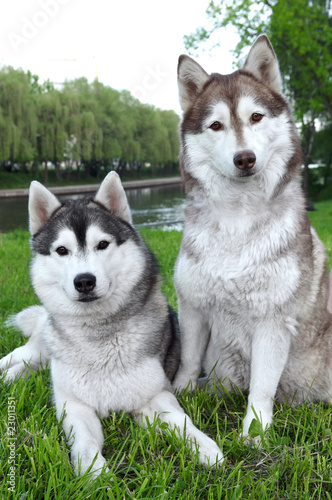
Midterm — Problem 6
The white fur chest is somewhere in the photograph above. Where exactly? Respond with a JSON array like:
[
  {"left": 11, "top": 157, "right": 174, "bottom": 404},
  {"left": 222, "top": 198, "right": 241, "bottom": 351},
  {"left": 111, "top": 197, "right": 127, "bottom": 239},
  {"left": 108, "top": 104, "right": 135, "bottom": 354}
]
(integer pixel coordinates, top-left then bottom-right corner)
[
  {"left": 175, "top": 202, "right": 301, "bottom": 318},
  {"left": 46, "top": 320, "right": 169, "bottom": 418},
  {"left": 52, "top": 355, "right": 167, "bottom": 419}
]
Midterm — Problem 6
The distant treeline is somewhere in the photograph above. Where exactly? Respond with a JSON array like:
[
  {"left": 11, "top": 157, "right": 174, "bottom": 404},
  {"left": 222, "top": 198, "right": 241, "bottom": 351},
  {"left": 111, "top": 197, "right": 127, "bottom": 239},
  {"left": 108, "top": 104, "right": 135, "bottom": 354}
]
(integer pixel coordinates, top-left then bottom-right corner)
[{"left": 0, "top": 67, "right": 180, "bottom": 183}]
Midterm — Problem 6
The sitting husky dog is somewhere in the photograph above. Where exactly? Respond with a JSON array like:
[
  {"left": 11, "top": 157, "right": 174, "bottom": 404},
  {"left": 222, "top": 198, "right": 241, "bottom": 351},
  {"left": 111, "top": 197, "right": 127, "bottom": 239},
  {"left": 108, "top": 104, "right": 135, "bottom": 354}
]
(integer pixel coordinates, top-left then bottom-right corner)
[
  {"left": 0, "top": 172, "right": 223, "bottom": 477},
  {"left": 173, "top": 35, "right": 332, "bottom": 439}
]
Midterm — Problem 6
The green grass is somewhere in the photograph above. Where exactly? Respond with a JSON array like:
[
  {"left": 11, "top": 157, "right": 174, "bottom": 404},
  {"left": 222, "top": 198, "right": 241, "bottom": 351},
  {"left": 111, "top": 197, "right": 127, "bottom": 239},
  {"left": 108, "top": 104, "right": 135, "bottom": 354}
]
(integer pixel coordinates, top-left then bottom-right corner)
[
  {"left": 1, "top": 206, "right": 332, "bottom": 499},
  {"left": 308, "top": 201, "right": 332, "bottom": 269}
]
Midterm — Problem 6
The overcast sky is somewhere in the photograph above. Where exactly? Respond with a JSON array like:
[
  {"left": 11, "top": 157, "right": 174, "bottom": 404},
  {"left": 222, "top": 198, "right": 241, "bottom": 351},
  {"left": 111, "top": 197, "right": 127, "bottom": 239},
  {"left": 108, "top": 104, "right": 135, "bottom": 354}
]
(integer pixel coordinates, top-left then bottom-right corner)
[{"left": 0, "top": 0, "right": 239, "bottom": 113}]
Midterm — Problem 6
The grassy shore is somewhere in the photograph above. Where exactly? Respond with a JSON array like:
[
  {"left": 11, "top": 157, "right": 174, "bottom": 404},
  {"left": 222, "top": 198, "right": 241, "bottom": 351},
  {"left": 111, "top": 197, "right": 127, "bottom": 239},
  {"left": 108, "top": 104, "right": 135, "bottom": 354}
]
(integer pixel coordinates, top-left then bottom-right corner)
[
  {"left": 1, "top": 205, "right": 332, "bottom": 499},
  {"left": 0, "top": 169, "right": 178, "bottom": 191}
]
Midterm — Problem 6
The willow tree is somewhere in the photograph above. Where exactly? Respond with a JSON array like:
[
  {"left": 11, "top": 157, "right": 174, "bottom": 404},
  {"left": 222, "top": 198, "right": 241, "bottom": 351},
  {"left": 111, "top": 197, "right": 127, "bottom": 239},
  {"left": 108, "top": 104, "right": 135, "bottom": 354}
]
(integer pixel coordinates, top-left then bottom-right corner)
[
  {"left": 93, "top": 84, "right": 123, "bottom": 168},
  {"left": 158, "top": 109, "right": 180, "bottom": 172},
  {"left": 0, "top": 67, "right": 37, "bottom": 166},
  {"left": 61, "top": 90, "right": 82, "bottom": 179},
  {"left": 0, "top": 68, "right": 181, "bottom": 181},
  {"left": 36, "top": 90, "right": 68, "bottom": 184}
]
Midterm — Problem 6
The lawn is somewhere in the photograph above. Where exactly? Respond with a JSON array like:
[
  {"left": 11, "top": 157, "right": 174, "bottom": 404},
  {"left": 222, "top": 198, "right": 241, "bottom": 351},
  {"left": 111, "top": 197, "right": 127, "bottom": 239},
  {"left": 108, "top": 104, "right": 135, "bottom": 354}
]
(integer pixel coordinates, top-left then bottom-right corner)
[{"left": 0, "top": 203, "right": 332, "bottom": 499}]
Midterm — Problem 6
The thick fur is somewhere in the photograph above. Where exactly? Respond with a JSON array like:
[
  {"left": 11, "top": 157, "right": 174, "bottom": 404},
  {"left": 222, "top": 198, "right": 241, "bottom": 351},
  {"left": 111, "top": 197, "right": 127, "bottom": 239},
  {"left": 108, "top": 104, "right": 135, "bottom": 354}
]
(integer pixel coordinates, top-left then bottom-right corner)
[
  {"left": 173, "top": 35, "right": 332, "bottom": 439},
  {"left": 0, "top": 172, "right": 223, "bottom": 477}
]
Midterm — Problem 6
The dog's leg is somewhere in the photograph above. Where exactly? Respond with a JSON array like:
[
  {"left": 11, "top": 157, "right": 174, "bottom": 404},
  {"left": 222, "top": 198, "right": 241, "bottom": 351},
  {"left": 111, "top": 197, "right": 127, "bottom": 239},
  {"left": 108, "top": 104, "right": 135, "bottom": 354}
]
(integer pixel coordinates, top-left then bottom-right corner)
[
  {"left": 173, "top": 299, "right": 209, "bottom": 391},
  {"left": 242, "top": 321, "right": 292, "bottom": 441},
  {"left": 137, "top": 389, "right": 223, "bottom": 467},
  {"left": 0, "top": 306, "right": 49, "bottom": 381},
  {"left": 53, "top": 383, "right": 108, "bottom": 478}
]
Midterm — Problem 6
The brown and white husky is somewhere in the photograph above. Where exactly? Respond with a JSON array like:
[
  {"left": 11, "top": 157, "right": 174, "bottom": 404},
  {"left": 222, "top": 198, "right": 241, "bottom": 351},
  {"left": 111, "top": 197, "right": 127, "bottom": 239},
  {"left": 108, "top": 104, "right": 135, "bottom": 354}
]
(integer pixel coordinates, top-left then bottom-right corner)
[{"left": 173, "top": 35, "right": 332, "bottom": 440}]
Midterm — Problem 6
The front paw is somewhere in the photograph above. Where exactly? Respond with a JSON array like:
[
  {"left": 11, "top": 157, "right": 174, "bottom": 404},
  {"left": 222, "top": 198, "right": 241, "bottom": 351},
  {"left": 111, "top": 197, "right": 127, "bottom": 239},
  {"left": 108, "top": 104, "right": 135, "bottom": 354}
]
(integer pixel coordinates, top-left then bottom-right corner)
[
  {"left": 0, "top": 345, "right": 37, "bottom": 382},
  {"left": 0, "top": 351, "right": 27, "bottom": 382},
  {"left": 73, "top": 452, "right": 109, "bottom": 479},
  {"left": 0, "top": 352, "right": 14, "bottom": 371},
  {"left": 1, "top": 362, "right": 29, "bottom": 383},
  {"left": 196, "top": 438, "right": 224, "bottom": 469}
]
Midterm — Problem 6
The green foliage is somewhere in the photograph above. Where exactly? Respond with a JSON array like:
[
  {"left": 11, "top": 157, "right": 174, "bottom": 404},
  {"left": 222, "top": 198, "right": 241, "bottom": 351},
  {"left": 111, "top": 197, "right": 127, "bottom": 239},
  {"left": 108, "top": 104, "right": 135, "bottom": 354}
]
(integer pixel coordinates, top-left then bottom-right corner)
[
  {"left": 268, "top": 0, "right": 332, "bottom": 121},
  {"left": 1, "top": 218, "right": 332, "bottom": 497},
  {"left": 310, "top": 124, "right": 332, "bottom": 173},
  {"left": 308, "top": 202, "right": 332, "bottom": 269},
  {"left": 0, "top": 230, "right": 35, "bottom": 322},
  {"left": 0, "top": 67, "right": 37, "bottom": 163},
  {"left": 0, "top": 69, "right": 180, "bottom": 181}
]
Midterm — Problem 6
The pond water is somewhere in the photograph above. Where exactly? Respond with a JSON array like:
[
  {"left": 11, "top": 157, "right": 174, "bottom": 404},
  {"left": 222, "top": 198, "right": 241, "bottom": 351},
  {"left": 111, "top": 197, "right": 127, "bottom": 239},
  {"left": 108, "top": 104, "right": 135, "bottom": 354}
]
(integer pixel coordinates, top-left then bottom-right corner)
[{"left": 0, "top": 184, "right": 186, "bottom": 232}]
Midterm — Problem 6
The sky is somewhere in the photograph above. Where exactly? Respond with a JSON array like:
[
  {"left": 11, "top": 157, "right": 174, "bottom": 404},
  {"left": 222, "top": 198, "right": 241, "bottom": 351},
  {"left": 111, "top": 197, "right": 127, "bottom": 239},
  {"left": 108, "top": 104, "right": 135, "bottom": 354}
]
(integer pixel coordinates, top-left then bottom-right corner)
[{"left": 0, "top": 0, "right": 239, "bottom": 114}]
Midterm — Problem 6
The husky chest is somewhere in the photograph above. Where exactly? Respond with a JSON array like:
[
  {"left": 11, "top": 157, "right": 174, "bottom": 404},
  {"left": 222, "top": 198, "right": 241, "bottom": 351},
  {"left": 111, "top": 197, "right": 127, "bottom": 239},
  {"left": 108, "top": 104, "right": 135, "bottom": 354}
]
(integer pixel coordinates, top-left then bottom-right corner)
[{"left": 177, "top": 197, "right": 305, "bottom": 317}]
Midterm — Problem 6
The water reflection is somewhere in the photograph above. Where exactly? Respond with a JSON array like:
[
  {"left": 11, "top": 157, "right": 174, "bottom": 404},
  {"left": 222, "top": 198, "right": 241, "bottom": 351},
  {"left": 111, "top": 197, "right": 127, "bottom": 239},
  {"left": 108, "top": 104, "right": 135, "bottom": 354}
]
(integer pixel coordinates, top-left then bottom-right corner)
[
  {"left": 0, "top": 197, "right": 29, "bottom": 232},
  {"left": 0, "top": 184, "right": 186, "bottom": 232},
  {"left": 128, "top": 185, "right": 186, "bottom": 226}
]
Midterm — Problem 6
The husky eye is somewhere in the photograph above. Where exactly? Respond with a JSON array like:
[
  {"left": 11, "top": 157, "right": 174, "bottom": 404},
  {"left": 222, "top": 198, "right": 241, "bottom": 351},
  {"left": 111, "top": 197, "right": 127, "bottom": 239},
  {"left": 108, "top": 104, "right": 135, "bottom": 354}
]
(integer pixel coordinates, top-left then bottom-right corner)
[
  {"left": 97, "top": 240, "right": 110, "bottom": 250},
  {"left": 209, "top": 121, "right": 223, "bottom": 131},
  {"left": 251, "top": 113, "right": 263, "bottom": 123},
  {"left": 56, "top": 246, "right": 68, "bottom": 256}
]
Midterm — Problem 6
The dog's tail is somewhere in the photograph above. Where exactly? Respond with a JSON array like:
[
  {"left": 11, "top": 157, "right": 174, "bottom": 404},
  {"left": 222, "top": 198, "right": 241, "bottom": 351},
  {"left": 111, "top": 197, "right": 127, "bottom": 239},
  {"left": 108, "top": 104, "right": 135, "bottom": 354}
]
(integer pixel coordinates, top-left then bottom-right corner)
[
  {"left": 1, "top": 306, "right": 50, "bottom": 381},
  {"left": 5, "top": 305, "right": 48, "bottom": 338}
]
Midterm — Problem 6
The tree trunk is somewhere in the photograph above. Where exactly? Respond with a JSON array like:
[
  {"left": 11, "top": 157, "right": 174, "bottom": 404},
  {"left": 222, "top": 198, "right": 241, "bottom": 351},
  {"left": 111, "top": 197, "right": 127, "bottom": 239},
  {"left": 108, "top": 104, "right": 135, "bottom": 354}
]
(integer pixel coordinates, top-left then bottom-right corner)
[
  {"left": 301, "top": 120, "right": 316, "bottom": 199},
  {"left": 44, "top": 159, "right": 48, "bottom": 186}
]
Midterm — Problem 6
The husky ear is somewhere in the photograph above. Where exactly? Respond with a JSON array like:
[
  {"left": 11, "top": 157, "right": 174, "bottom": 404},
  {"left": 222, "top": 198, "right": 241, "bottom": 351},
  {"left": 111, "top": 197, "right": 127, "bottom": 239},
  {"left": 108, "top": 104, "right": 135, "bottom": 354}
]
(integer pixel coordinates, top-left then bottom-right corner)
[
  {"left": 29, "top": 181, "right": 61, "bottom": 235},
  {"left": 242, "top": 35, "right": 282, "bottom": 94},
  {"left": 178, "top": 55, "right": 210, "bottom": 112},
  {"left": 94, "top": 171, "right": 132, "bottom": 224}
]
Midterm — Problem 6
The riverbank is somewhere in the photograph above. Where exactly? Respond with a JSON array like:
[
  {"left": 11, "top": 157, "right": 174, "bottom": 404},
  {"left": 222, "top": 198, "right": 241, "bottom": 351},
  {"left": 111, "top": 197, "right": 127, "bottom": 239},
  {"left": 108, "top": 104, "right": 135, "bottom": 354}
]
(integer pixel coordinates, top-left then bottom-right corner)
[{"left": 0, "top": 176, "right": 183, "bottom": 198}]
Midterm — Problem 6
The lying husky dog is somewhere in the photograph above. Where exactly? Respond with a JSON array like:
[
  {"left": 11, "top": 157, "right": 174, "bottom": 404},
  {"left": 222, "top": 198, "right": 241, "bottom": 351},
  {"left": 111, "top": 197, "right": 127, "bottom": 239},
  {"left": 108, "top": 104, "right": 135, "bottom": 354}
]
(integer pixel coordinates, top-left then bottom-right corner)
[
  {"left": 0, "top": 172, "right": 222, "bottom": 477},
  {"left": 173, "top": 35, "right": 332, "bottom": 439}
]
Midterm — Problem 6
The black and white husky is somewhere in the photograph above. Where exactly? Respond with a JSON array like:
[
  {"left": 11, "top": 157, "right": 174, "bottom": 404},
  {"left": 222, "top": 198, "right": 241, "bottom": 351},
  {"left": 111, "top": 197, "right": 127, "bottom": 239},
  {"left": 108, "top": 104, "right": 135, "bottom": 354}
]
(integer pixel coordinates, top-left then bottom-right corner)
[
  {"left": 173, "top": 35, "right": 332, "bottom": 440},
  {"left": 0, "top": 172, "right": 222, "bottom": 477}
]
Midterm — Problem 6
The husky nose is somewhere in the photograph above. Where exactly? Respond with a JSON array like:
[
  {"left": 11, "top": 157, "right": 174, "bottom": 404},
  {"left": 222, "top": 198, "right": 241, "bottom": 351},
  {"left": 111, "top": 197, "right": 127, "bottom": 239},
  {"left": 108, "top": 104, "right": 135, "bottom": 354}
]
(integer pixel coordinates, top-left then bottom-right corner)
[
  {"left": 233, "top": 150, "right": 256, "bottom": 170},
  {"left": 74, "top": 273, "right": 96, "bottom": 293}
]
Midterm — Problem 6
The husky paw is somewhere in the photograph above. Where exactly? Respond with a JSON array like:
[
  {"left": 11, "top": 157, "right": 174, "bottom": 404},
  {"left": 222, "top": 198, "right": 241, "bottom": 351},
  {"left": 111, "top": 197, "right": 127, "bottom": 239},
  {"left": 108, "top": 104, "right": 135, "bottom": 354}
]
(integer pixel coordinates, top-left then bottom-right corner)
[
  {"left": 0, "top": 349, "right": 32, "bottom": 382},
  {"left": 241, "top": 406, "right": 272, "bottom": 446},
  {"left": 74, "top": 453, "right": 109, "bottom": 480},
  {"left": 0, "top": 360, "right": 27, "bottom": 382},
  {"left": 197, "top": 440, "right": 224, "bottom": 469},
  {"left": 1, "top": 307, "right": 50, "bottom": 383},
  {"left": 185, "top": 429, "right": 224, "bottom": 469},
  {"left": 0, "top": 342, "right": 47, "bottom": 382}
]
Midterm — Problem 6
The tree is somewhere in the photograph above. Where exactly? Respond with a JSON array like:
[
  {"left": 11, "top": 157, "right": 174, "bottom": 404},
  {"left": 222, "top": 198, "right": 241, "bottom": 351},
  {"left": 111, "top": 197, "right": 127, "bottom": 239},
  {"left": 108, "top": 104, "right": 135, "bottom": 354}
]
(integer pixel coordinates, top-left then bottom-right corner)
[
  {"left": 93, "top": 84, "right": 122, "bottom": 166},
  {"left": 36, "top": 90, "right": 68, "bottom": 184},
  {"left": 0, "top": 67, "right": 37, "bottom": 165},
  {"left": 311, "top": 124, "right": 332, "bottom": 169},
  {"left": 159, "top": 110, "right": 180, "bottom": 169},
  {"left": 0, "top": 68, "right": 180, "bottom": 181}
]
